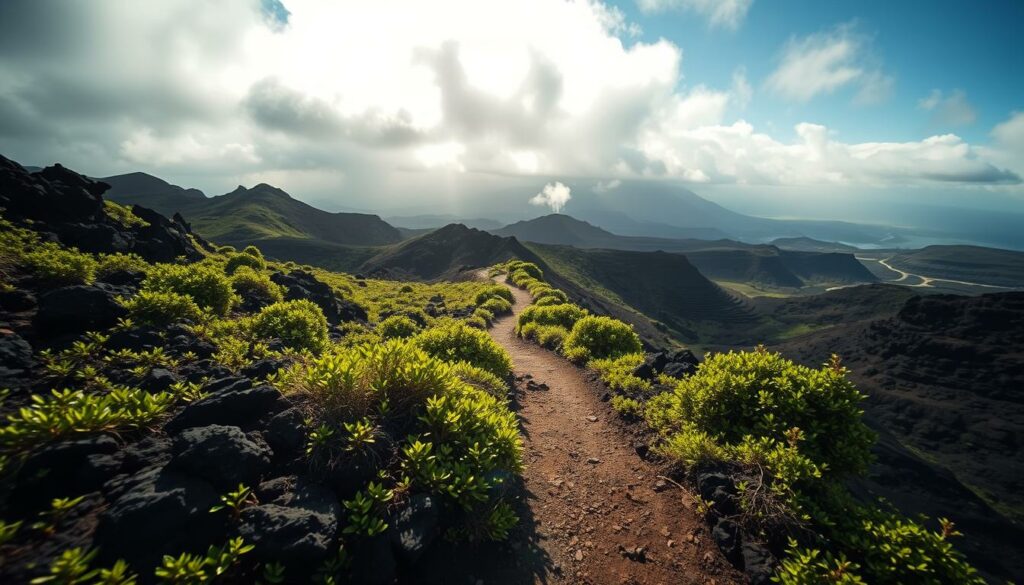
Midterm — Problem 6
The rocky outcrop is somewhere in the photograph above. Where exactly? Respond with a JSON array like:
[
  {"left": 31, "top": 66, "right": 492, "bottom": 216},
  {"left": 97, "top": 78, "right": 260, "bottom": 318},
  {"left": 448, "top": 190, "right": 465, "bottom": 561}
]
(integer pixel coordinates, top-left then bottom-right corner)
[
  {"left": 0, "top": 155, "right": 209, "bottom": 262},
  {"left": 270, "top": 269, "right": 367, "bottom": 324}
]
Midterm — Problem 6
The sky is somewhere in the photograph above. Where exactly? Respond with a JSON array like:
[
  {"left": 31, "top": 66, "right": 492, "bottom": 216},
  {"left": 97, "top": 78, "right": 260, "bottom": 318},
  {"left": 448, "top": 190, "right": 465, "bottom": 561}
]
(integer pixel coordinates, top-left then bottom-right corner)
[{"left": 0, "top": 0, "right": 1022, "bottom": 223}]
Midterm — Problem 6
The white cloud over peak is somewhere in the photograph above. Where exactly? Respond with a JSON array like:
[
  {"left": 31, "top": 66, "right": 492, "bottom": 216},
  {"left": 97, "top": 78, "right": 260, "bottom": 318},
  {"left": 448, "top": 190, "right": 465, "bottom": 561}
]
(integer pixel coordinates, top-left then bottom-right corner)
[
  {"left": 766, "top": 23, "right": 890, "bottom": 104},
  {"left": 918, "top": 89, "right": 978, "bottom": 127},
  {"left": 637, "top": 0, "right": 754, "bottom": 30},
  {"left": 530, "top": 181, "right": 572, "bottom": 212}
]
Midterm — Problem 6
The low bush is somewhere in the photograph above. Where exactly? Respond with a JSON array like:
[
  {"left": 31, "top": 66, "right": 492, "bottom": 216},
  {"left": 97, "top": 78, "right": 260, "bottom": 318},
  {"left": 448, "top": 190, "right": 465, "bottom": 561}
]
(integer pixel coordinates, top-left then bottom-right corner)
[
  {"left": 414, "top": 320, "right": 512, "bottom": 378},
  {"left": 523, "top": 324, "right": 567, "bottom": 350},
  {"left": 610, "top": 395, "right": 643, "bottom": 419},
  {"left": 464, "top": 315, "right": 488, "bottom": 329},
  {"left": 97, "top": 253, "right": 148, "bottom": 278},
  {"left": 515, "top": 303, "right": 587, "bottom": 334},
  {"left": 224, "top": 252, "right": 266, "bottom": 275},
  {"left": 377, "top": 314, "right": 420, "bottom": 339},
  {"left": 104, "top": 200, "right": 149, "bottom": 228},
  {"left": 241, "top": 245, "right": 263, "bottom": 258},
  {"left": 143, "top": 263, "right": 235, "bottom": 316},
  {"left": 450, "top": 361, "right": 508, "bottom": 398},
  {"left": 562, "top": 316, "right": 642, "bottom": 363},
  {"left": 230, "top": 266, "right": 284, "bottom": 306},
  {"left": 590, "top": 353, "right": 651, "bottom": 394},
  {"left": 122, "top": 290, "right": 204, "bottom": 326},
  {"left": 474, "top": 286, "right": 513, "bottom": 305},
  {"left": 473, "top": 307, "right": 495, "bottom": 324},
  {"left": 250, "top": 299, "right": 329, "bottom": 353},
  {"left": 505, "top": 261, "right": 543, "bottom": 280},
  {"left": 533, "top": 289, "right": 567, "bottom": 304},
  {"left": 21, "top": 243, "right": 97, "bottom": 285},
  {"left": 478, "top": 297, "right": 512, "bottom": 316}
]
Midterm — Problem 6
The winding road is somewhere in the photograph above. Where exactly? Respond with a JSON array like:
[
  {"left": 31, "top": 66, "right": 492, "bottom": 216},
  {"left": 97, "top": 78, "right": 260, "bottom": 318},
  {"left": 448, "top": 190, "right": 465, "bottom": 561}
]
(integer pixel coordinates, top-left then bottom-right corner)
[{"left": 857, "top": 256, "right": 1012, "bottom": 290}]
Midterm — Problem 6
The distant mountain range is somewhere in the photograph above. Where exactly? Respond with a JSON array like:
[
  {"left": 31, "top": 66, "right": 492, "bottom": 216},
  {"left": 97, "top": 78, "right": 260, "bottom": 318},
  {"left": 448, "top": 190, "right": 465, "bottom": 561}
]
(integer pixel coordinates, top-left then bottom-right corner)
[
  {"left": 495, "top": 214, "right": 876, "bottom": 289},
  {"left": 102, "top": 173, "right": 402, "bottom": 250}
]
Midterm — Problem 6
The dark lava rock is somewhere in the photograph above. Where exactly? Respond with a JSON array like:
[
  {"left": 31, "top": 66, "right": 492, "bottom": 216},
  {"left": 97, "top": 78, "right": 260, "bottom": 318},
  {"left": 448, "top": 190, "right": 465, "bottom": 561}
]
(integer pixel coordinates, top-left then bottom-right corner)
[
  {"left": 742, "top": 542, "right": 776, "bottom": 584},
  {"left": 0, "top": 288, "right": 36, "bottom": 312},
  {"left": 712, "top": 518, "right": 742, "bottom": 565},
  {"left": 202, "top": 376, "right": 252, "bottom": 394},
  {"left": 165, "top": 384, "right": 281, "bottom": 432},
  {"left": 235, "top": 476, "right": 341, "bottom": 566},
  {"left": 35, "top": 284, "right": 128, "bottom": 337},
  {"left": 10, "top": 436, "right": 121, "bottom": 513},
  {"left": 121, "top": 436, "right": 173, "bottom": 473},
  {"left": 633, "top": 441, "right": 650, "bottom": 460},
  {"left": 270, "top": 270, "right": 367, "bottom": 324},
  {"left": 96, "top": 467, "right": 221, "bottom": 568},
  {"left": 662, "top": 360, "right": 697, "bottom": 379},
  {"left": 97, "top": 268, "right": 145, "bottom": 288},
  {"left": 349, "top": 534, "right": 398, "bottom": 585},
  {"left": 0, "top": 329, "right": 34, "bottom": 384},
  {"left": 242, "top": 357, "right": 285, "bottom": 380},
  {"left": 697, "top": 472, "right": 737, "bottom": 516},
  {"left": 106, "top": 326, "right": 163, "bottom": 352},
  {"left": 142, "top": 367, "right": 179, "bottom": 393},
  {"left": 389, "top": 494, "right": 440, "bottom": 565},
  {"left": 169, "top": 425, "right": 272, "bottom": 490},
  {"left": 265, "top": 408, "right": 308, "bottom": 459}
]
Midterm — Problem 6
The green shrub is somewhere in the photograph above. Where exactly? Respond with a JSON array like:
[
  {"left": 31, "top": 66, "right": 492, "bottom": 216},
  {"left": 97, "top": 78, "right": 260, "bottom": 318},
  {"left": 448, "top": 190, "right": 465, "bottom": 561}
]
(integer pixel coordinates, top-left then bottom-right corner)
[
  {"left": 464, "top": 315, "right": 487, "bottom": 329},
  {"left": 474, "top": 286, "right": 513, "bottom": 305},
  {"left": 450, "top": 361, "right": 508, "bottom": 398},
  {"left": 414, "top": 321, "right": 512, "bottom": 378},
  {"left": 611, "top": 395, "right": 644, "bottom": 418},
  {"left": 590, "top": 353, "right": 651, "bottom": 394},
  {"left": 251, "top": 299, "right": 328, "bottom": 353},
  {"left": 516, "top": 303, "right": 587, "bottom": 334},
  {"left": 505, "top": 261, "right": 543, "bottom": 280},
  {"left": 648, "top": 350, "right": 874, "bottom": 479},
  {"left": 377, "top": 315, "right": 421, "bottom": 339},
  {"left": 122, "top": 290, "right": 204, "bottom": 326},
  {"left": 527, "top": 324, "right": 567, "bottom": 349},
  {"left": 224, "top": 252, "right": 265, "bottom": 275},
  {"left": 104, "top": 200, "right": 149, "bottom": 228},
  {"left": 97, "top": 253, "right": 148, "bottom": 278},
  {"left": 478, "top": 297, "right": 512, "bottom": 315},
  {"left": 0, "top": 387, "right": 177, "bottom": 451},
  {"left": 241, "top": 245, "right": 263, "bottom": 258},
  {"left": 473, "top": 307, "right": 495, "bottom": 324},
  {"left": 562, "top": 316, "right": 642, "bottom": 363},
  {"left": 534, "top": 289, "right": 568, "bottom": 304},
  {"left": 21, "top": 243, "right": 97, "bottom": 285},
  {"left": 144, "top": 263, "right": 235, "bottom": 315},
  {"left": 230, "top": 266, "right": 284, "bottom": 306}
]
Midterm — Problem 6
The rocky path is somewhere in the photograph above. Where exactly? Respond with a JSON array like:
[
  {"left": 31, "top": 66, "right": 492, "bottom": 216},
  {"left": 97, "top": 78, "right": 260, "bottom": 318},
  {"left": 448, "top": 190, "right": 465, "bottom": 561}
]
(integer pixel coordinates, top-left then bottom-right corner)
[{"left": 449, "top": 274, "right": 739, "bottom": 585}]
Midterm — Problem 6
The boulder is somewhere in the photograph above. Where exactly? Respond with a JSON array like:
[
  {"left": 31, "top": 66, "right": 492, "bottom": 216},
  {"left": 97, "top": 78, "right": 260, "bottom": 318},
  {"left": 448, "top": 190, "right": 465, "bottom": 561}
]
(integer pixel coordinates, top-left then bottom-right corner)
[
  {"left": 742, "top": 542, "right": 776, "bottom": 584},
  {"left": 169, "top": 425, "right": 272, "bottom": 490},
  {"left": 388, "top": 494, "right": 440, "bottom": 565},
  {"left": 234, "top": 476, "right": 341, "bottom": 566},
  {"left": 106, "top": 326, "right": 163, "bottom": 352},
  {"left": 10, "top": 435, "right": 121, "bottom": 513},
  {"left": 96, "top": 467, "right": 221, "bottom": 568},
  {"left": 270, "top": 270, "right": 367, "bottom": 324},
  {"left": 0, "top": 329, "right": 34, "bottom": 384},
  {"left": 165, "top": 384, "right": 282, "bottom": 431},
  {"left": 35, "top": 284, "right": 128, "bottom": 337},
  {"left": 265, "top": 408, "right": 308, "bottom": 459},
  {"left": 241, "top": 357, "right": 286, "bottom": 380},
  {"left": 142, "top": 367, "right": 179, "bottom": 393},
  {"left": 0, "top": 288, "right": 36, "bottom": 312},
  {"left": 712, "top": 518, "right": 742, "bottom": 565}
]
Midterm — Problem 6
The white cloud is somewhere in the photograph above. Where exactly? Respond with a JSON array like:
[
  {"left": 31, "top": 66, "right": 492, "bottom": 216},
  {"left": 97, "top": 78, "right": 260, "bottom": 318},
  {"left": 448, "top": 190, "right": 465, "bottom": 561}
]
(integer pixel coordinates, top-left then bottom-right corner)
[
  {"left": 918, "top": 89, "right": 977, "bottom": 127},
  {"left": 637, "top": 0, "right": 753, "bottom": 30},
  {"left": 530, "top": 181, "right": 572, "bottom": 212},
  {"left": 594, "top": 179, "right": 622, "bottom": 193},
  {"left": 0, "top": 0, "right": 1016, "bottom": 207},
  {"left": 766, "top": 23, "right": 889, "bottom": 104}
]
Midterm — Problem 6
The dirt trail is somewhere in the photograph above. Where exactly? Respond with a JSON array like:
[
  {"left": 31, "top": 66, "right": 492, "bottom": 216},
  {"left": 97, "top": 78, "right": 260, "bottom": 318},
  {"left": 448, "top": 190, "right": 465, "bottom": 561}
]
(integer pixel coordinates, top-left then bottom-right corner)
[{"left": 456, "top": 274, "right": 739, "bottom": 585}]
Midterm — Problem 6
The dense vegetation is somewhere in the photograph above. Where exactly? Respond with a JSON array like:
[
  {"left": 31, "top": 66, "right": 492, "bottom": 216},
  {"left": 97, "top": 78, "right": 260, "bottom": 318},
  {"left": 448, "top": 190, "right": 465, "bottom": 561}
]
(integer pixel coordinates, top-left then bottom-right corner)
[
  {"left": 0, "top": 203, "right": 523, "bottom": 583},
  {"left": 490, "top": 260, "right": 983, "bottom": 584}
]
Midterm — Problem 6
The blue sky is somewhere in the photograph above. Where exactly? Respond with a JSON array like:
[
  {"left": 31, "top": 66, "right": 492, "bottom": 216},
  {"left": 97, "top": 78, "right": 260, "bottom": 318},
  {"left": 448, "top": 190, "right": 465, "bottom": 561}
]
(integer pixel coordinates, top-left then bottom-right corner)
[
  {"left": 1, "top": 0, "right": 1022, "bottom": 223},
  {"left": 617, "top": 0, "right": 1023, "bottom": 144}
]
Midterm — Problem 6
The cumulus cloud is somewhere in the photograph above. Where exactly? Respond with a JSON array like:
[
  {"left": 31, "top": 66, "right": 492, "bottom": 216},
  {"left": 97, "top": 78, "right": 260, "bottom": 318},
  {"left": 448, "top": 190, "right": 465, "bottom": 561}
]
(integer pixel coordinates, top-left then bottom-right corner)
[
  {"left": 0, "top": 0, "right": 1017, "bottom": 210},
  {"left": 918, "top": 89, "right": 977, "bottom": 127},
  {"left": 637, "top": 0, "right": 753, "bottom": 30},
  {"left": 766, "top": 23, "right": 890, "bottom": 104},
  {"left": 530, "top": 181, "right": 572, "bottom": 212}
]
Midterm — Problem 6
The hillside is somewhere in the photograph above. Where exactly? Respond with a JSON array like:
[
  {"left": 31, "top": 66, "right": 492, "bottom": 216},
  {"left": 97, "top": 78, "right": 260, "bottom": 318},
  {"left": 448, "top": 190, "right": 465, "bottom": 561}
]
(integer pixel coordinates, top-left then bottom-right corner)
[
  {"left": 496, "top": 214, "right": 876, "bottom": 289},
  {"left": 102, "top": 177, "right": 404, "bottom": 261},
  {"left": 888, "top": 245, "right": 1024, "bottom": 288},
  {"left": 526, "top": 243, "right": 756, "bottom": 343},
  {"left": 775, "top": 291, "right": 1024, "bottom": 581}
]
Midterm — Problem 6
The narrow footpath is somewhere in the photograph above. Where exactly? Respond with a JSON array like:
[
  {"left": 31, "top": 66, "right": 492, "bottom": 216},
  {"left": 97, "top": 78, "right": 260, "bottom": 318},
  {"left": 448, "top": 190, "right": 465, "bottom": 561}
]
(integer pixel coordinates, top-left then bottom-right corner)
[{"left": 450, "top": 274, "right": 740, "bottom": 585}]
